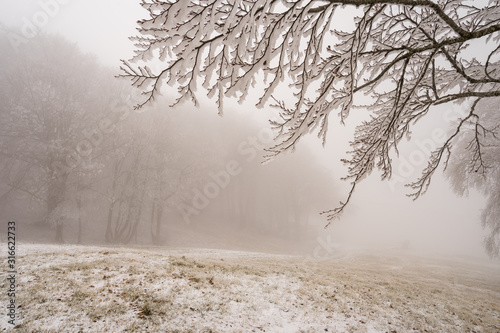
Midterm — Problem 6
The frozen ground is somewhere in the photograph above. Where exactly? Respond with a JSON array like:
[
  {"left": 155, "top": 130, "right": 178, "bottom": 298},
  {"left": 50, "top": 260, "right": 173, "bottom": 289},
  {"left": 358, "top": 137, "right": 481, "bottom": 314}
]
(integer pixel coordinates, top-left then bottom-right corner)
[{"left": 1, "top": 243, "right": 499, "bottom": 332}]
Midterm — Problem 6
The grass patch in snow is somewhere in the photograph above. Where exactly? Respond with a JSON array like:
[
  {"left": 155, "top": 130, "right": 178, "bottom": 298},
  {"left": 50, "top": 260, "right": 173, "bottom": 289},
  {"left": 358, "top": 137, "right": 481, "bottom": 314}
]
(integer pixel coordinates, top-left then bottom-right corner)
[{"left": 1, "top": 243, "right": 499, "bottom": 332}]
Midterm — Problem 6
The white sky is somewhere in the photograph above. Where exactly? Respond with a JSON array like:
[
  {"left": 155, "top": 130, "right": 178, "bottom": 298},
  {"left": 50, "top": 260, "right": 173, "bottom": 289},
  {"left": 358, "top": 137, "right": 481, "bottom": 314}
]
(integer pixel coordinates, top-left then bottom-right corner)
[
  {"left": 0, "top": 0, "right": 491, "bottom": 258},
  {"left": 0, "top": 0, "right": 143, "bottom": 66}
]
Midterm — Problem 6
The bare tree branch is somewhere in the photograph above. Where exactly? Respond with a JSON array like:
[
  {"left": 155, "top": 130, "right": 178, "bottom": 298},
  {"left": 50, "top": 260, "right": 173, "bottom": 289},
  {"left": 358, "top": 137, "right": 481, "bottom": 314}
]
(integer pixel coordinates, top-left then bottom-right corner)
[{"left": 122, "top": 0, "right": 500, "bottom": 256}]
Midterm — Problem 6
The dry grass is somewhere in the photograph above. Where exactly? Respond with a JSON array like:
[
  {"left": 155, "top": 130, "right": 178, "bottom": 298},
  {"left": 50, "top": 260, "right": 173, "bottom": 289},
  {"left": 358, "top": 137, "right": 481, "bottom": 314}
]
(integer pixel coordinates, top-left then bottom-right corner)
[{"left": 1, "top": 244, "right": 499, "bottom": 332}]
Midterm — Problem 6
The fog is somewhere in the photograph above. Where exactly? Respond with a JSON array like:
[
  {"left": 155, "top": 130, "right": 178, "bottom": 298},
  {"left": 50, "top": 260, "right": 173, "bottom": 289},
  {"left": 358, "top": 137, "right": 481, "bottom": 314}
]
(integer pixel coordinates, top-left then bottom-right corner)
[{"left": 0, "top": 0, "right": 493, "bottom": 261}]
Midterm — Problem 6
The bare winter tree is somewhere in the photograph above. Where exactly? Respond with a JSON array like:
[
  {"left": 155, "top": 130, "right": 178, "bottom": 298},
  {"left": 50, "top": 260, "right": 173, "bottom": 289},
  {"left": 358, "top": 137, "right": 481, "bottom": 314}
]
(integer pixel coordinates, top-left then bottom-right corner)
[
  {"left": 446, "top": 97, "right": 500, "bottom": 258},
  {"left": 0, "top": 34, "right": 118, "bottom": 243},
  {"left": 120, "top": 0, "right": 500, "bottom": 257}
]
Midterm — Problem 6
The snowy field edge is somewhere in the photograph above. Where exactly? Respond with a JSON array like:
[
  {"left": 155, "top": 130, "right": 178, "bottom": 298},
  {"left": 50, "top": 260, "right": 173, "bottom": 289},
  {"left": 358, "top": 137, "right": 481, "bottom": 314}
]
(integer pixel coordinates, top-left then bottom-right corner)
[{"left": 0, "top": 243, "right": 499, "bottom": 332}]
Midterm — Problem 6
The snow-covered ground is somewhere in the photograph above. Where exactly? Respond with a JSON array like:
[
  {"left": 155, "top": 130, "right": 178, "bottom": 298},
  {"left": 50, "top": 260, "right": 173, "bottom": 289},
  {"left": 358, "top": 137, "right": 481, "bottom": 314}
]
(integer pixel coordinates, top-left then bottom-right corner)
[{"left": 1, "top": 243, "right": 499, "bottom": 332}]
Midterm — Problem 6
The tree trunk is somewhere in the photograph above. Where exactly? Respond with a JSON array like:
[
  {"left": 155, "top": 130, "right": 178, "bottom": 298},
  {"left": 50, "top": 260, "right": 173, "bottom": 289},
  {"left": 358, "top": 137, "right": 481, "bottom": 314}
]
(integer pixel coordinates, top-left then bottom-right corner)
[
  {"left": 55, "top": 222, "right": 64, "bottom": 243},
  {"left": 47, "top": 162, "right": 67, "bottom": 242},
  {"left": 76, "top": 194, "right": 82, "bottom": 244},
  {"left": 47, "top": 181, "right": 65, "bottom": 243},
  {"left": 154, "top": 204, "right": 163, "bottom": 245},
  {"left": 105, "top": 200, "right": 116, "bottom": 243},
  {"left": 151, "top": 201, "right": 157, "bottom": 243},
  {"left": 77, "top": 217, "right": 82, "bottom": 244}
]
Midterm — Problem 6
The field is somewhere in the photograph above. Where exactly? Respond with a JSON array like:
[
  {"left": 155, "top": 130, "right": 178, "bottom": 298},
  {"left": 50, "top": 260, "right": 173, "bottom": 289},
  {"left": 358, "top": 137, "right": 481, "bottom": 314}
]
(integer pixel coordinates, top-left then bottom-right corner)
[{"left": 1, "top": 243, "right": 499, "bottom": 332}]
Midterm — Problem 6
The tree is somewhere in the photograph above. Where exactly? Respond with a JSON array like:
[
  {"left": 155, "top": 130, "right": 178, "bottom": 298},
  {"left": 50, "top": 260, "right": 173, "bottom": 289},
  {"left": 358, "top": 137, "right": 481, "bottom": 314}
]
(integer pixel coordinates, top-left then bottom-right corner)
[
  {"left": 446, "top": 97, "right": 500, "bottom": 258},
  {"left": 0, "top": 34, "right": 119, "bottom": 243},
  {"left": 101, "top": 105, "right": 221, "bottom": 244},
  {"left": 121, "top": 0, "right": 500, "bottom": 257},
  {"left": 143, "top": 110, "right": 214, "bottom": 244}
]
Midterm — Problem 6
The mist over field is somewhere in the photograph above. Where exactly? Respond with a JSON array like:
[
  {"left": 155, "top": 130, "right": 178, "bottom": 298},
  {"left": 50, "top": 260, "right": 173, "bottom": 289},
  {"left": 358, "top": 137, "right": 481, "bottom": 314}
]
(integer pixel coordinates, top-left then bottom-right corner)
[
  {"left": 0, "top": 1, "right": 499, "bottom": 332},
  {"left": 0, "top": 0, "right": 492, "bottom": 258}
]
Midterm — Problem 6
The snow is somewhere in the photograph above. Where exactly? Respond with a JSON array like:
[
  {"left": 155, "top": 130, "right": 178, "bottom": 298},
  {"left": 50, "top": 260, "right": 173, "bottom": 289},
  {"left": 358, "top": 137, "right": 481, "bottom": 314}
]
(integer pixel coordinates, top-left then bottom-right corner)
[{"left": 1, "top": 243, "right": 499, "bottom": 332}]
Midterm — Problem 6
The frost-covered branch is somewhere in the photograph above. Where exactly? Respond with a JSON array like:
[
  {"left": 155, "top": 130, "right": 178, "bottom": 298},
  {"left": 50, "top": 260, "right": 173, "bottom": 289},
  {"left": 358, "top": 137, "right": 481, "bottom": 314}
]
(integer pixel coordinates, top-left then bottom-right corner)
[
  {"left": 122, "top": 0, "right": 500, "bottom": 226},
  {"left": 408, "top": 98, "right": 481, "bottom": 199}
]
